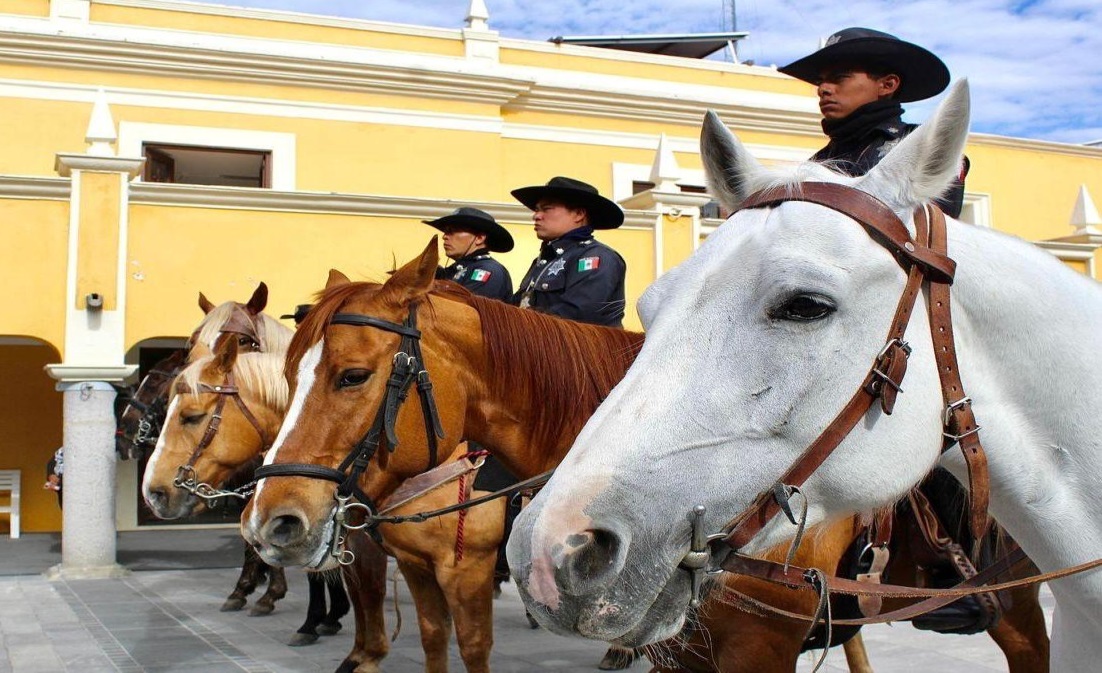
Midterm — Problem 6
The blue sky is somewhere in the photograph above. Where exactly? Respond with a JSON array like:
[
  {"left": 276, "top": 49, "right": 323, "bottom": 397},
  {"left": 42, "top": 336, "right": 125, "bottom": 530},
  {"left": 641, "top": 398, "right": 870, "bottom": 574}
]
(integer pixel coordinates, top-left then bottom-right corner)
[{"left": 185, "top": 0, "right": 1101, "bottom": 144}]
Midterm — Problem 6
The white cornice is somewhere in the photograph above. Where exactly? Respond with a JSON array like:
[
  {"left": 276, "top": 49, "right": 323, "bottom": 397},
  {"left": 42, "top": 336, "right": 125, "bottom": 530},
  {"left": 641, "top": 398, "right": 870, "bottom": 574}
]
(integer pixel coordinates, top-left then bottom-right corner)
[
  {"left": 55, "top": 154, "right": 144, "bottom": 177},
  {"left": 128, "top": 182, "right": 659, "bottom": 229},
  {"left": 0, "top": 175, "right": 71, "bottom": 200},
  {"left": 970, "top": 132, "right": 1102, "bottom": 159},
  {"left": 0, "top": 19, "right": 532, "bottom": 105},
  {"left": 45, "top": 363, "right": 138, "bottom": 383}
]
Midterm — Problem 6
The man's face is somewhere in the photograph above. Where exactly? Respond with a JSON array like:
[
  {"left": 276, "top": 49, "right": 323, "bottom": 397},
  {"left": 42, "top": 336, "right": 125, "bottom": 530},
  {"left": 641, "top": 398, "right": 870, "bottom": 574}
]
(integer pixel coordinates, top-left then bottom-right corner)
[
  {"left": 441, "top": 227, "right": 487, "bottom": 260},
  {"left": 532, "top": 199, "right": 587, "bottom": 241},
  {"left": 816, "top": 67, "right": 900, "bottom": 120}
]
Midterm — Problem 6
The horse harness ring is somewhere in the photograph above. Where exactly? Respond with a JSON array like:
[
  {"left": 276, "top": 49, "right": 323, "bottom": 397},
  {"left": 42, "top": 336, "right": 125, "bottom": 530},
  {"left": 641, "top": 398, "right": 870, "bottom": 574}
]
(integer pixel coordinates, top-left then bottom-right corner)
[
  {"left": 253, "top": 305, "right": 448, "bottom": 566},
  {"left": 676, "top": 183, "right": 1102, "bottom": 652}
]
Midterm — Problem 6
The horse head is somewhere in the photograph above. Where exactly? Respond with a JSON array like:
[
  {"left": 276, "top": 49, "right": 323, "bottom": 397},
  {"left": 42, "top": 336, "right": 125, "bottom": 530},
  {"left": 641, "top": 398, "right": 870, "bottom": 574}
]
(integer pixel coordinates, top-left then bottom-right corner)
[
  {"left": 508, "top": 81, "right": 973, "bottom": 646},
  {"left": 242, "top": 239, "right": 473, "bottom": 569},
  {"left": 141, "top": 333, "right": 287, "bottom": 519}
]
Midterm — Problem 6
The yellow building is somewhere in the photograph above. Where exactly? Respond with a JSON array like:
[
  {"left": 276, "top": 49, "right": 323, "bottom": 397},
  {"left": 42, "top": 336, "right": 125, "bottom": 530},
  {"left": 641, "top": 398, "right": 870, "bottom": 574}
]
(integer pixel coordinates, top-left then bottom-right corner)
[{"left": 1, "top": 0, "right": 1099, "bottom": 574}]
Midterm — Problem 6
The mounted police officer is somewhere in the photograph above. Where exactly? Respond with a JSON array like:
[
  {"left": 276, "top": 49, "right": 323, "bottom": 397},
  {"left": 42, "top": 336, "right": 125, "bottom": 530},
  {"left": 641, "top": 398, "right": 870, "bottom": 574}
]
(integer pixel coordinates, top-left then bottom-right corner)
[
  {"left": 780, "top": 27, "right": 968, "bottom": 217},
  {"left": 511, "top": 176, "right": 627, "bottom": 328},
  {"left": 422, "top": 207, "right": 514, "bottom": 302}
]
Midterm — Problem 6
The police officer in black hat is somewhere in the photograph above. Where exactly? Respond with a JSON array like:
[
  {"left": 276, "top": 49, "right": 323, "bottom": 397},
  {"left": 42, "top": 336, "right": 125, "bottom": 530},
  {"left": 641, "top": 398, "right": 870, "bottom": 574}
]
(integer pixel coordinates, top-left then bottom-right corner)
[
  {"left": 421, "top": 207, "right": 514, "bottom": 302},
  {"left": 511, "top": 176, "right": 627, "bottom": 328},
  {"left": 781, "top": 27, "right": 968, "bottom": 217}
]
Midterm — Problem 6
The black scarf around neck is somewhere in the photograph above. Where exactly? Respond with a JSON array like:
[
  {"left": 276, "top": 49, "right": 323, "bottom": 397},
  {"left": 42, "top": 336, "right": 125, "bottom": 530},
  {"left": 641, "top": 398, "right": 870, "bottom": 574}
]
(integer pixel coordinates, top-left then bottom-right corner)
[{"left": 820, "top": 100, "right": 904, "bottom": 147}]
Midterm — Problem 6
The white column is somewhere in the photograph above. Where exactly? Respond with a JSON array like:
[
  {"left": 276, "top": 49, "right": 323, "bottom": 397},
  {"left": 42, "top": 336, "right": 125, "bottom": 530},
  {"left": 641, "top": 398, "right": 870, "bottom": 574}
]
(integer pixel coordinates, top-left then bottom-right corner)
[{"left": 46, "top": 381, "right": 128, "bottom": 579}]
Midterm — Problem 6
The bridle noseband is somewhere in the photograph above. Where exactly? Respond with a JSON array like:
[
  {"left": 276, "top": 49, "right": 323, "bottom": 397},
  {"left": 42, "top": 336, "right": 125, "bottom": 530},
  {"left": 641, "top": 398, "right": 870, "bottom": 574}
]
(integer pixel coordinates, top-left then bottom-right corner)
[{"left": 253, "top": 304, "right": 446, "bottom": 565}]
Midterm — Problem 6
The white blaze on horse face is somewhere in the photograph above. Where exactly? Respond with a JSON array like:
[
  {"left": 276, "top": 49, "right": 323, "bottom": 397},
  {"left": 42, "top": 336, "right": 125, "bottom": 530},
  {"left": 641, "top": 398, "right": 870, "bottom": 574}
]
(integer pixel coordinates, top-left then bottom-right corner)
[
  {"left": 140, "top": 396, "right": 180, "bottom": 503},
  {"left": 250, "top": 340, "right": 323, "bottom": 511}
]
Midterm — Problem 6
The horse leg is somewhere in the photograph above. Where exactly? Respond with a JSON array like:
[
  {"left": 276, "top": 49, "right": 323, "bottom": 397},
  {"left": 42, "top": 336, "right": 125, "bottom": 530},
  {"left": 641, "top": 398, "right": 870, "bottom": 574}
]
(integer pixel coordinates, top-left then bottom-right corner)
[
  {"left": 841, "top": 633, "right": 874, "bottom": 673},
  {"left": 986, "top": 583, "right": 1050, "bottom": 673},
  {"left": 288, "top": 572, "right": 328, "bottom": 646},
  {"left": 319, "top": 573, "right": 351, "bottom": 635},
  {"left": 335, "top": 534, "right": 389, "bottom": 673},
  {"left": 250, "top": 563, "right": 288, "bottom": 616},
  {"left": 400, "top": 560, "right": 453, "bottom": 673},
  {"left": 222, "top": 544, "right": 263, "bottom": 611},
  {"left": 437, "top": 552, "right": 496, "bottom": 673}
]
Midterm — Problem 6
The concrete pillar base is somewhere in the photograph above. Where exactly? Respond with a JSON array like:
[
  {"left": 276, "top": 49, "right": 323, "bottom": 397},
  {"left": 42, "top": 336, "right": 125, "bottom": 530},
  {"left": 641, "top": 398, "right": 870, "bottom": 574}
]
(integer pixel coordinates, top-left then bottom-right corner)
[{"left": 44, "top": 562, "right": 131, "bottom": 580}]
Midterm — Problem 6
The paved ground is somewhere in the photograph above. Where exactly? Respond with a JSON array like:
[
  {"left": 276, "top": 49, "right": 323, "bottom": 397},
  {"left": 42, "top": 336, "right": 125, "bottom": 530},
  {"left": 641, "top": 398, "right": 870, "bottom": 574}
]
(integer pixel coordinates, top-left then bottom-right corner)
[{"left": 0, "top": 530, "right": 1053, "bottom": 672}]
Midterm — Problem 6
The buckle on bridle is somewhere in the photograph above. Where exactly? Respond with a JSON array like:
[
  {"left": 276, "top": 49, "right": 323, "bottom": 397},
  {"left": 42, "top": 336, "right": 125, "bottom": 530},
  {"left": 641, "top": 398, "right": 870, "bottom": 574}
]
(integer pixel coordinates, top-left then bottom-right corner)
[{"left": 943, "top": 396, "right": 972, "bottom": 425}]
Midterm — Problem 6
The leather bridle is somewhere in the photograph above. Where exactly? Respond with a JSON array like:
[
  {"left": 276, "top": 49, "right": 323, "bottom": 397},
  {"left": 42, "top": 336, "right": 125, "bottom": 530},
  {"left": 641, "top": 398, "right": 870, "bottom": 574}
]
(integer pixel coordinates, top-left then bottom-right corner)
[
  {"left": 676, "top": 183, "right": 1102, "bottom": 650},
  {"left": 252, "top": 305, "right": 446, "bottom": 563},
  {"left": 171, "top": 371, "right": 272, "bottom": 501}
]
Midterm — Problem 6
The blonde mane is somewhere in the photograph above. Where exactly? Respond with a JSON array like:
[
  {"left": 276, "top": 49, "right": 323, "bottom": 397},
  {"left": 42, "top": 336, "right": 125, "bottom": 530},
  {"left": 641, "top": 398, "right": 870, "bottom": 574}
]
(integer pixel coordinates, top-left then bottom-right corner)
[
  {"left": 193, "top": 302, "right": 293, "bottom": 354},
  {"left": 174, "top": 351, "right": 289, "bottom": 414}
]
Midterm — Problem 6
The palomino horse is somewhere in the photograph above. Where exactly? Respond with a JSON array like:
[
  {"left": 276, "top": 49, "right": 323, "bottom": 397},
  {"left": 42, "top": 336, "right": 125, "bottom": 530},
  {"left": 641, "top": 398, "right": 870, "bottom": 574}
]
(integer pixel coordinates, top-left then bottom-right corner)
[
  {"left": 137, "top": 286, "right": 350, "bottom": 641},
  {"left": 241, "top": 243, "right": 1046, "bottom": 671},
  {"left": 508, "top": 81, "right": 1098, "bottom": 670}
]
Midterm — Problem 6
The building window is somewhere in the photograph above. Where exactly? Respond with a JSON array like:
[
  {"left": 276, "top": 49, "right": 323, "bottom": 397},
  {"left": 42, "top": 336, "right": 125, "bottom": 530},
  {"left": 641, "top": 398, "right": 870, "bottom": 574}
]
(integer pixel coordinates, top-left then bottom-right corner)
[
  {"left": 120, "top": 122, "right": 296, "bottom": 191},
  {"left": 142, "top": 144, "right": 271, "bottom": 188}
]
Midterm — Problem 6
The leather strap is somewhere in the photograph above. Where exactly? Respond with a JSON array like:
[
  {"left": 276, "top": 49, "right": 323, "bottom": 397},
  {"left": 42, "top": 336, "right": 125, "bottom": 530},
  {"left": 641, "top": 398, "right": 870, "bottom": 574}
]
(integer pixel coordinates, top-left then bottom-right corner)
[{"left": 924, "top": 204, "right": 990, "bottom": 556}]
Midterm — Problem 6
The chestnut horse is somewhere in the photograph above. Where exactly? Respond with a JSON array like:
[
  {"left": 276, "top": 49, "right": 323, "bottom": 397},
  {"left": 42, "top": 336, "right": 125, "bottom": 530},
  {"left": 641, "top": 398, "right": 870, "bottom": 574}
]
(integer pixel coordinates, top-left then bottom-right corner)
[
  {"left": 134, "top": 286, "right": 350, "bottom": 642},
  {"left": 243, "top": 241, "right": 1048, "bottom": 672}
]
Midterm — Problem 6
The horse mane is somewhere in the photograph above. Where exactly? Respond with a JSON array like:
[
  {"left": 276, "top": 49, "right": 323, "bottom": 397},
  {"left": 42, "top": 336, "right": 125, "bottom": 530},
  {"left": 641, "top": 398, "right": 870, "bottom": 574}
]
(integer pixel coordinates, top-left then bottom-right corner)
[
  {"left": 288, "top": 280, "right": 645, "bottom": 456},
  {"left": 431, "top": 283, "right": 645, "bottom": 455},
  {"left": 193, "top": 302, "right": 293, "bottom": 354},
  {"left": 174, "top": 351, "right": 289, "bottom": 413}
]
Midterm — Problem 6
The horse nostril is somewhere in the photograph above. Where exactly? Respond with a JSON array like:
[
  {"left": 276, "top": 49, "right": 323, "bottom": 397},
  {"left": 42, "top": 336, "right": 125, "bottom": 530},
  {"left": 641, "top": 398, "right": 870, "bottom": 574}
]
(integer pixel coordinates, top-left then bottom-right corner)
[
  {"left": 556, "top": 528, "right": 627, "bottom": 596},
  {"left": 266, "top": 514, "right": 307, "bottom": 548},
  {"left": 146, "top": 488, "right": 167, "bottom": 510}
]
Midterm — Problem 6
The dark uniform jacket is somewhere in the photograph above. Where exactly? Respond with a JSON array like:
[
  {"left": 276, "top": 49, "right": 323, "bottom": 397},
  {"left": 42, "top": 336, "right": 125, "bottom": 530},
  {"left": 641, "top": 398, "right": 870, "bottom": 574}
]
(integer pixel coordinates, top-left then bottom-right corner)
[
  {"left": 813, "top": 101, "right": 968, "bottom": 218},
  {"left": 436, "top": 250, "right": 513, "bottom": 303},
  {"left": 512, "top": 227, "right": 627, "bottom": 328}
]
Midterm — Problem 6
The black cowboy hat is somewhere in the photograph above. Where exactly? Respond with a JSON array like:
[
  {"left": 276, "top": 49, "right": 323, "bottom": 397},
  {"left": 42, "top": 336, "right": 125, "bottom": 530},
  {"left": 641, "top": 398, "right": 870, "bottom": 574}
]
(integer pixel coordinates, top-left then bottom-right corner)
[
  {"left": 511, "top": 176, "right": 625, "bottom": 230},
  {"left": 779, "top": 27, "right": 950, "bottom": 103},
  {"left": 280, "top": 304, "right": 313, "bottom": 325},
  {"left": 422, "top": 207, "right": 514, "bottom": 253}
]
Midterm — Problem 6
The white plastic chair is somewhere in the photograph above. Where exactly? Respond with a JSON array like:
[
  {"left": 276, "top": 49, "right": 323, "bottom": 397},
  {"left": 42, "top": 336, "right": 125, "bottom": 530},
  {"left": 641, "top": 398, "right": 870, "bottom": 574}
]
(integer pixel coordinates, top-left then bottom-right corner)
[{"left": 0, "top": 470, "right": 21, "bottom": 538}]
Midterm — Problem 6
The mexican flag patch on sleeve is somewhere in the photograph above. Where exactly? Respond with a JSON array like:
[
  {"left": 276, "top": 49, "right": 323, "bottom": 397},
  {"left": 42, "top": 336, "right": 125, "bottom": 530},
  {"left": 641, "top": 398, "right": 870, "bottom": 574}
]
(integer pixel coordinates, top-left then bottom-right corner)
[
  {"left": 577, "top": 257, "right": 600, "bottom": 272},
  {"left": 470, "top": 269, "right": 492, "bottom": 282}
]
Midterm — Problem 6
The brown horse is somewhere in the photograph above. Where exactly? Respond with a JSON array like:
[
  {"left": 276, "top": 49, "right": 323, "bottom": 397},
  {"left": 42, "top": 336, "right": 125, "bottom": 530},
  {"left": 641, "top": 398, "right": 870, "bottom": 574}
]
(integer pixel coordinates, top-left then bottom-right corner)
[
  {"left": 134, "top": 287, "right": 350, "bottom": 641},
  {"left": 243, "top": 239, "right": 1048, "bottom": 672}
]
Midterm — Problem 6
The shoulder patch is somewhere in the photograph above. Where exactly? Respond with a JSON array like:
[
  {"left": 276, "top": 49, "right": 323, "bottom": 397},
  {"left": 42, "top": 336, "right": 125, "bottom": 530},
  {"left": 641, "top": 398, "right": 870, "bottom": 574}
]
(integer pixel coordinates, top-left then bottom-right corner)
[
  {"left": 577, "top": 256, "right": 601, "bottom": 272},
  {"left": 470, "top": 269, "right": 492, "bottom": 283}
]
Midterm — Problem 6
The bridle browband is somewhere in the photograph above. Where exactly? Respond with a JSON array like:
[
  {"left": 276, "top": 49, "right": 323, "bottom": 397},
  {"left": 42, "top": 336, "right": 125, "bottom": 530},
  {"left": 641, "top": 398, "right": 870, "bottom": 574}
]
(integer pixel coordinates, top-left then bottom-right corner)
[{"left": 252, "top": 304, "right": 447, "bottom": 563}]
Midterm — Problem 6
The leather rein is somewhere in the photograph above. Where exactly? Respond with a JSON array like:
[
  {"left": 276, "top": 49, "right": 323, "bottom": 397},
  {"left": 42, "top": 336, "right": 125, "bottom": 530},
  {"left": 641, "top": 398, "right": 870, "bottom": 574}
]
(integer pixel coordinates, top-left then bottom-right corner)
[{"left": 678, "top": 182, "right": 1102, "bottom": 640}]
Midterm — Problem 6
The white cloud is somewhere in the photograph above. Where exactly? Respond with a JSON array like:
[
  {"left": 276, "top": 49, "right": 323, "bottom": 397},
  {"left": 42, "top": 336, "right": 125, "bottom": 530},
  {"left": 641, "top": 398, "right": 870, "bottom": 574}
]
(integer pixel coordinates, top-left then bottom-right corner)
[{"left": 180, "top": 0, "right": 1102, "bottom": 144}]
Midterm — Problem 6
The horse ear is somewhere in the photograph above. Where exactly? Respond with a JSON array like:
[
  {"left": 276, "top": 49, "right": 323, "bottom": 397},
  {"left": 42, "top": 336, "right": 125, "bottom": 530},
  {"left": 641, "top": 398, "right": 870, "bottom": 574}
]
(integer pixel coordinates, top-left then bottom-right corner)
[
  {"left": 212, "top": 333, "right": 239, "bottom": 374},
  {"left": 326, "top": 269, "right": 351, "bottom": 289},
  {"left": 198, "top": 292, "right": 215, "bottom": 315},
  {"left": 700, "top": 110, "right": 768, "bottom": 211},
  {"left": 380, "top": 238, "right": 439, "bottom": 306},
  {"left": 246, "top": 282, "right": 268, "bottom": 315},
  {"left": 860, "top": 80, "right": 971, "bottom": 212}
]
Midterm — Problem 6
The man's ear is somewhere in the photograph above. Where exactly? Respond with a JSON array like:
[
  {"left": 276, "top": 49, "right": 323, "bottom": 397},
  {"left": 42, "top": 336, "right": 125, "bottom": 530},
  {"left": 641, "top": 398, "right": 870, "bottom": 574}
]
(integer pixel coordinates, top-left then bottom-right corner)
[{"left": 878, "top": 73, "right": 901, "bottom": 98}]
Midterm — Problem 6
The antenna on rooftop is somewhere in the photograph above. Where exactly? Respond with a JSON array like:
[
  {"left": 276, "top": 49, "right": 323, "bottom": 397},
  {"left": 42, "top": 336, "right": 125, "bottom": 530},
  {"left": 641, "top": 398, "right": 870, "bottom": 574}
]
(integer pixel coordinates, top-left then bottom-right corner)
[{"left": 722, "top": 0, "right": 739, "bottom": 62}]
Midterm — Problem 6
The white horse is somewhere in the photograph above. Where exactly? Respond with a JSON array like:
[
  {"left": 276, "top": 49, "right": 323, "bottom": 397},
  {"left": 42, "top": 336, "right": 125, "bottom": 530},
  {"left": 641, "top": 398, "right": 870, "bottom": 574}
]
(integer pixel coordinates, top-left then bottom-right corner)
[{"left": 507, "top": 80, "right": 1102, "bottom": 671}]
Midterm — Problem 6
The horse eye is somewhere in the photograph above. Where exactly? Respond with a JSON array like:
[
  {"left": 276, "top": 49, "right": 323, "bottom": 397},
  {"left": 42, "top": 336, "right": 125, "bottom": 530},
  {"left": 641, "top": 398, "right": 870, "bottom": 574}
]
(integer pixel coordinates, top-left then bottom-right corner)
[
  {"left": 339, "top": 369, "right": 373, "bottom": 389},
  {"left": 771, "top": 294, "right": 836, "bottom": 322},
  {"left": 181, "top": 413, "right": 206, "bottom": 425},
  {"left": 238, "top": 336, "right": 261, "bottom": 351}
]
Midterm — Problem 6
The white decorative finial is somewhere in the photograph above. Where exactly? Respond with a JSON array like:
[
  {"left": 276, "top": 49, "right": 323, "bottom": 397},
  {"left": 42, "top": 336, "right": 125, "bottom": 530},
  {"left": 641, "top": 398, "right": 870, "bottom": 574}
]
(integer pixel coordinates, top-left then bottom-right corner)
[
  {"left": 1070, "top": 184, "right": 1102, "bottom": 235},
  {"left": 465, "top": 0, "right": 489, "bottom": 30},
  {"left": 649, "top": 134, "right": 681, "bottom": 191},
  {"left": 85, "top": 89, "right": 117, "bottom": 157}
]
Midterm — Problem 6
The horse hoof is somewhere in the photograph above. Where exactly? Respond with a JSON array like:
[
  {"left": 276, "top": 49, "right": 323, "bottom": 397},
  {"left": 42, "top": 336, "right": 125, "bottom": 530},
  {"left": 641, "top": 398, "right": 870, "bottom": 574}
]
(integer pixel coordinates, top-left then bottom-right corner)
[
  {"left": 316, "top": 622, "right": 342, "bottom": 636},
  {"left": 220, "top": 598, "right": 247, "bottom": 612},
  {"left": 597, "top": 646, "right": 642, "bottom": 670},
  {"left": 525, "top": 611, "right": 540, "bottom": 629},
  {"left": 248, "top": 603, "right": 275, "bottom": 616},
  {"left": 287, "top": 632, "right": 319, "bottom": 647}
]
